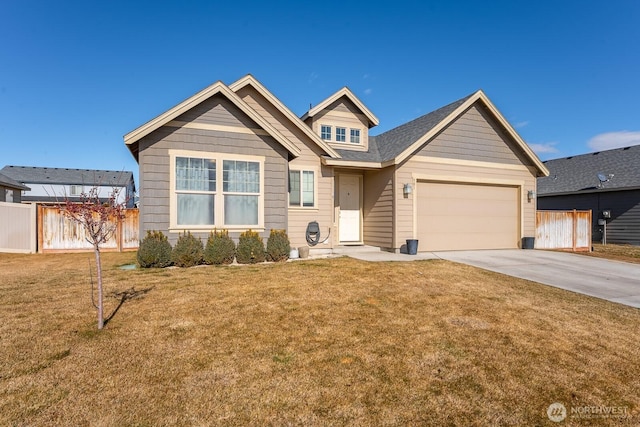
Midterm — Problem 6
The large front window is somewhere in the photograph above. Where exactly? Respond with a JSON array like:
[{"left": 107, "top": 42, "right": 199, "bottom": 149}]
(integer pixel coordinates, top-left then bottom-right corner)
[
  {"left": 176, "top": 157, "right": 216, "bottom": 225},
  {"left": 223, "top": 160, "right": 260, "bottom": 225},
  {"left": 171, "top": 151, "right": 263, "bottom": 230}
]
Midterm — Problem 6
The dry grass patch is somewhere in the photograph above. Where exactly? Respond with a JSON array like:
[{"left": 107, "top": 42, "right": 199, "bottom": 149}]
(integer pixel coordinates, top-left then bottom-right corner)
[
  {"left": 1, "top": 252, "right": 639, "bottom": 425},
  {"left": 579, "top": 243, "right": 640, "bottom": 264}
]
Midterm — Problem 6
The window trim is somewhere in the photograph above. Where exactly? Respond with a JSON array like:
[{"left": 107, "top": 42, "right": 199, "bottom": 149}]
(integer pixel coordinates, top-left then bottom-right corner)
[
  {"left": 335, "top": 126, "right": 346, "bottom": 142},
  {"left": 320, "top": 124, "right": 332, "bottom": 141},
  {"left": 288, "top": 166, "right": 319, "bottom": 210},
  {"left": 169, "top": 149, "right": 265, "bottom": 231},
  {"left": 350, "top": 128, "right": 361, "bottom": 144}
]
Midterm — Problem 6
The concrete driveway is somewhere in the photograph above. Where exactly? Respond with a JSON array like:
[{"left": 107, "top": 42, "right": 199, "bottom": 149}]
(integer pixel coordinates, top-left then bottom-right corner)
[{"left": 433, "top": 249, "right": 640, "bottom": 309}]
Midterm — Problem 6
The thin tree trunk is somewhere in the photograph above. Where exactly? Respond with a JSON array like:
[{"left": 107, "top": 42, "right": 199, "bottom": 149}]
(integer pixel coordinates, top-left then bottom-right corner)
[{"left": 94, "top": 246, "right": 104, "bottom": 329}]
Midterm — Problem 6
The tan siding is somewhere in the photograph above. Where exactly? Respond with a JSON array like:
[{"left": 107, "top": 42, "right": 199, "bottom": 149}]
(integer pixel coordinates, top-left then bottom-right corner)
[
  {"left": 314, "top": 100, "right": 370, "bottom": 152},
  {"left": 419, "top": 105, "right": 529, "bottom": 165},
  {"left": 394, "top": 159, "right": 536, "bottom": 249},
  {"left": 235, "top": 85, "right": 335, "bottom": 249},
  {"left": 363, "top": 167, "right": 394, "bottom": 248},
  {"left": 138, "top": 98, "right": 288, "bottom": 245}
]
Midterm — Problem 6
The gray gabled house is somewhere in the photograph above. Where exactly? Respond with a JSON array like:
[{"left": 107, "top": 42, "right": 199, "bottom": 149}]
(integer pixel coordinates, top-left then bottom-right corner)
[
  {"left": 0, "top": 166, "right": 136, "bottom": 208},
  {"left": 124, "top": 74, "right": 548, "bottom": 252},
  {"left": 537, "top": 145, "right": 640, "bottom": 245}
]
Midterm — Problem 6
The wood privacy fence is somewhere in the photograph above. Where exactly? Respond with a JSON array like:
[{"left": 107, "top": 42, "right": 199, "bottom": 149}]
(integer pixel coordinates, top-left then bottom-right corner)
[
  {"left": 0, "top": 202, "right": 37, "bottom": 253},
  {"left": 535, "top": 210, "right": 592, "bottom": 252},
  {"left": 38, "top": 206, "right": 139, "bottom": 253}
]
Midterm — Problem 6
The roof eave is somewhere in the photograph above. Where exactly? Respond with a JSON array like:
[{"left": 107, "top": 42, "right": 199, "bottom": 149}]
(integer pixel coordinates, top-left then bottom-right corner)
[
  {"left": 303, "top": 87, "right": 379, "bottom": 128},
  {"left": 391, "top": 90, "right": 550, "bottom": 176},
  {"left": 229, "top": 75, "right": 341, "bottom": 159},
  {"left": 123, "top": 80, "right": 301, "bottom": 158}
]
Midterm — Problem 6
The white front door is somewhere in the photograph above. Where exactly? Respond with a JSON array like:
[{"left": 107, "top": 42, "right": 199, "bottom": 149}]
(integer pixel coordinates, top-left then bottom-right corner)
[{"left": 339, "top": 175, "right": 361, "bottom": 243}]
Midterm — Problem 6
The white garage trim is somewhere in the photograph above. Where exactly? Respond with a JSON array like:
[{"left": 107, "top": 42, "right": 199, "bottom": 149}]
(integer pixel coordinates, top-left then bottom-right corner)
[{"left": 411, "top": 173, "right": 525, "bottom": 247}]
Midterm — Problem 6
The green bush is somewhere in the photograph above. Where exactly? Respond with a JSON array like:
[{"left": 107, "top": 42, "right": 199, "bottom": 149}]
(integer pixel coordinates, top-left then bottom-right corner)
[
  {"left": 137, "top": 230, "right": 172, "bottom": 268},
  {"left": 204, "top": 229, "right": 236, "bottom": 265},
  {"left": 236, "top": 229, "right": 265, "bottom": 264},
  {"left": 266, "top": 229, "right": 290, "bottom": 262},
  {"left": 171, "top": 231, "right": 204, "bottom": 267}
]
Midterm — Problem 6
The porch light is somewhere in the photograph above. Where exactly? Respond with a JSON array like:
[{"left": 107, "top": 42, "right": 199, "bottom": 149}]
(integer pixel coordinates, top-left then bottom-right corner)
[
  {"left": 403, "top": 183, "right": 413, "bottom": 196},
  {"left": 527, "top": 190, "right": 536, "bottom": 201}
]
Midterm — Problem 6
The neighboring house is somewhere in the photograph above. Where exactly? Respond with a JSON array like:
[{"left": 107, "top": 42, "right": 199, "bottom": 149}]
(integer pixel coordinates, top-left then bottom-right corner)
[
  {"left": 0, "top": 166, "right": 136, "bottom": 208},
  {"left": 0, "top": 172, "right": 30, "bottom": 203},
  {"left": 537, "top": 145, "right": 640, "bottom": 245},
  {"left": 124, "top": 74, "right": 548, "bottom": 252}
]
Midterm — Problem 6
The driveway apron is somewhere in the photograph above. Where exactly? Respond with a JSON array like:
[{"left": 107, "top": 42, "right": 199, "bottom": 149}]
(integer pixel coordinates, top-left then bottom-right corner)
[{"left": 433, "top": 249, "right": 640, "bottom": 309}]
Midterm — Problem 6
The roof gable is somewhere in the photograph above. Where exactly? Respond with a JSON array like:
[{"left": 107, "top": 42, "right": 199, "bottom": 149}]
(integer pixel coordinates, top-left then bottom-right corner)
[
  {"left": 228, "top": 75, "right": 340, "bottom": 159},
  {"left": 124, "top": 81, "right": 302, "bottom": 160},
  {"left": 0, "top": 171, "right": 30, "bottom": 191},
  {"left": 301, "top": 87, "right": 379, "bottom": 128},
  {"left": 538, "top": 145, "right": 640, "bottom": 195}
]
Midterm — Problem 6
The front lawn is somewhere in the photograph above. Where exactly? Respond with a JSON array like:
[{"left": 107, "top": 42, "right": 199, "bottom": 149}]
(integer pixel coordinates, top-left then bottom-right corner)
[
  {"left": 582, "top": 243, "right": 640, "bottom": 264},
  {"left": 1, "top": 252, "right": 638, "bottom": 425}
]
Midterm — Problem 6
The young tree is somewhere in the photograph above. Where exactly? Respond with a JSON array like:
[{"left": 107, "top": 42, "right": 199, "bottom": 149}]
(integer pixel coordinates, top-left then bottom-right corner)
[{"left": 59, "top": 186, "right": 126, "bottom": 329}]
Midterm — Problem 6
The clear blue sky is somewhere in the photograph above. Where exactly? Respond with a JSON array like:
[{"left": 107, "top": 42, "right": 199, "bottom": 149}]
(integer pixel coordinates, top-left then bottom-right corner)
[{"left": 2, "top": 1, "right": 639, "bottom": 187}]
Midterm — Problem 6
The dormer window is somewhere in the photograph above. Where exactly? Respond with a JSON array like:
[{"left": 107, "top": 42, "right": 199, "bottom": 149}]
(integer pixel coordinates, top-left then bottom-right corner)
[
  {"left": 336, "top": 127, "right": 346, "bottom": 142},
  {"left": 350, "top": 129, "right": 360, "bottom": 144},
  {"left": 321, "top": 125, "right": 332, "bottom": 140}
]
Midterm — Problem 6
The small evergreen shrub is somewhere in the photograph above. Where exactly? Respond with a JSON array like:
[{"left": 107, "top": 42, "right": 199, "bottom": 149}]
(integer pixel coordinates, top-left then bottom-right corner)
[
  {"left": 171, "top": 231, "right": 204, "bottom": 267},
  {"left": 236, "top": 229, "right": 265, "bottom": 264},
  {"left": 137, "top": 230, "right": 172, "bottom": 268},
  {"left": 266, "top": 229, "right": 290, "bottom": 262},
  {"left": 204, "top": 229, "right": 236, "bottom": 265}
]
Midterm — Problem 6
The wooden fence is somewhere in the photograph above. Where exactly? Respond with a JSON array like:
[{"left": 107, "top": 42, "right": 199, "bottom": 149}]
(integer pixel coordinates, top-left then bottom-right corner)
[
  {"left": 0, "top": 202, "right": 37, "bottom": 253},
  {"left": 37, "top": 206, "right": 139, "bottom": 253},
  {"left": 535, "top": 210, "right": 592, "bottom": 252}
]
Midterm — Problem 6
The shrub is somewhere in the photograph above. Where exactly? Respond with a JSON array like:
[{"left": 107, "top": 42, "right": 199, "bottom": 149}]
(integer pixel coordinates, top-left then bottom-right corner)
[
  {"left": 266, "top": 229, "right": 290, "bottom": 262},
  {"left": 171, "top": 231, "right": 204, "bottom": 267},
  {"left": 204, "top": 229, "right": 236, "bottom": 265},
  {"left": 236, "top": 229, "right": 265, "bottom": 264},
  {"left": 137, "top": 230, "right": 172, "bottom": 268}
]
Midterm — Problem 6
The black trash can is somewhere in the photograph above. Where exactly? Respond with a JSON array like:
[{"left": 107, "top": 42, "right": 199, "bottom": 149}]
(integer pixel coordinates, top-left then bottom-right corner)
[
  {"left": 522, "top": 237, "right": 535, "bottom": 249},
  {"left": 406, "top": 239, "right": 419, "bottom": 255}
]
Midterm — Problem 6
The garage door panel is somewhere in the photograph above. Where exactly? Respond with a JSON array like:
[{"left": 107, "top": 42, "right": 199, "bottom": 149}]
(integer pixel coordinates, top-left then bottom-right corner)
[{"left": 417, "top": 182, "right": 519, "bottom": 251}]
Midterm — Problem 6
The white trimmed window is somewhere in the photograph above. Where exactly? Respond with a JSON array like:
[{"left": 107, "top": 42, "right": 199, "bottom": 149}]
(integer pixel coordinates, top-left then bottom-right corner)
[
  {"left": 289, "top": 169, "right": 315, "bottom": 208},
  {"left": 321, "top": 125, "right": 332, "bottom": 140},
  {"left": 336, "top": 127, "right": 346, "bottom": 142},
  {"left": 350, "top": 129, "right": 360, "bottom": 144},
  {"left": 170, "top": 150, "right": 264, "bottom": 230}
]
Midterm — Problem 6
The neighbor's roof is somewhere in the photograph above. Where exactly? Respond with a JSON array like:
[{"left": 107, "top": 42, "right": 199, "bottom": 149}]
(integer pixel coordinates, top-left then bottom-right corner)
[
  {"left": 0, "top": 171, "right": 30, "bottom": 191},
  {"left": 1, "top": 166, "right": 134, "bottom": 187},
  {"left": 538, "top": 145, "right": 640, "bottom": 196},
  {"left": 324, "top": 90, "right": 548, "bottom": 176}
]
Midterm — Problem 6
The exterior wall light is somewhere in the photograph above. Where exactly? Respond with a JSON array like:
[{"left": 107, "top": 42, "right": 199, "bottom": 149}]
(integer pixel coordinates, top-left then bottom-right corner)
[
  {"left": 403, "top": 183, "right": 413, "bottom": 196},
  {"left": 527, "top": 190, "right": 536, "bottom": 202}
]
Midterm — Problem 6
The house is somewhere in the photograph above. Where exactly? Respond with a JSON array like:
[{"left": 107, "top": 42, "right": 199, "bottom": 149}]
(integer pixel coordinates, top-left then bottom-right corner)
[
  {"left": 124, "top": 75, "right": 548, "bottom": 252},
  {"left": 537, "top": 145, "right": 640, "bottom": 245},
  {"left": 0, "top": 172, "right": 30, "bottom": 203},
  {"left": 0, "top": 166, "right": 136, "bottom": 208}
]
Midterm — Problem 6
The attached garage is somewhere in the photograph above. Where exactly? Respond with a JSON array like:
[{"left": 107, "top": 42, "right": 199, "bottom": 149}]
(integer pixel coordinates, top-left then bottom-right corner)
[{"left": 416, "top": 181, "right": 520, "bottom": 251}]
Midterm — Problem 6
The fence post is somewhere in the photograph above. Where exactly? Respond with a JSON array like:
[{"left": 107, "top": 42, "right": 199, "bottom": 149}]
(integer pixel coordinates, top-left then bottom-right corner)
[{"left": 572, "top": 209, "right": 577, "bottom": 252}]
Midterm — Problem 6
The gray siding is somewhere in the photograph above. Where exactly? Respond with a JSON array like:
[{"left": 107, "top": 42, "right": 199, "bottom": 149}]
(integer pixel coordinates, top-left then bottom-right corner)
[
  {"left": 418, "top": 105, "right": 530, "bottom": 166},
  {"left": 538, "top": 189, "right": 640, "bottom": 245},
  {"left": 138, "top": 94, "right": 288, "bottom": 244}
]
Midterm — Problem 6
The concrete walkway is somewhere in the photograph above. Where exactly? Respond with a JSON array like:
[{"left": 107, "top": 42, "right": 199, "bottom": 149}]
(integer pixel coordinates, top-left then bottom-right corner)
[{"left": 346, "top": 248, "right": 640, "bottom": 309}]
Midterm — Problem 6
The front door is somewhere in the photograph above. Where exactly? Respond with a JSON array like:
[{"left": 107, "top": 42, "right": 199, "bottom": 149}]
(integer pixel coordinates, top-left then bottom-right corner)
[{"left": 339, "top": 175, "right": 361, "bottom": 243}]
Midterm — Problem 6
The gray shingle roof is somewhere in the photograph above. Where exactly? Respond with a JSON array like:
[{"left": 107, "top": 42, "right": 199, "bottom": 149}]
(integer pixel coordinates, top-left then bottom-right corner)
[
  {"left": 0, "top": 172, "right": 30, "bottom": 191},
  {"left": 333, "top": 93, "right": 474, "bottom": 164},
  {"left": 537, "top": 145, "right": 640, "bottom": 196},
  {"left": 1, "top": 166, "right": 134, "bottom": 187}
]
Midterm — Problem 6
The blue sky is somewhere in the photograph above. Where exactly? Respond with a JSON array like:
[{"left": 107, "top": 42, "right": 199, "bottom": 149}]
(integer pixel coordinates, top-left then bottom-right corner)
[{"left": 2, "top": 1, "right": 639, "bottom": 187}]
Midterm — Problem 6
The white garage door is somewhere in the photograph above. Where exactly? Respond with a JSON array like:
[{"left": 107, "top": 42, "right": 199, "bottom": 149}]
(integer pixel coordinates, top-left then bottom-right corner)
[{"left": 416, "top": 181, "right": 519, "bottom": 251}]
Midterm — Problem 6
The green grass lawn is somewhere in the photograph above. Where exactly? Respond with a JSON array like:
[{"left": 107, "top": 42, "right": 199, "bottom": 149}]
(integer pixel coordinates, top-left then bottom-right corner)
[{"left": 1, "top": 252, "right": 639, "bottom": 425}]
